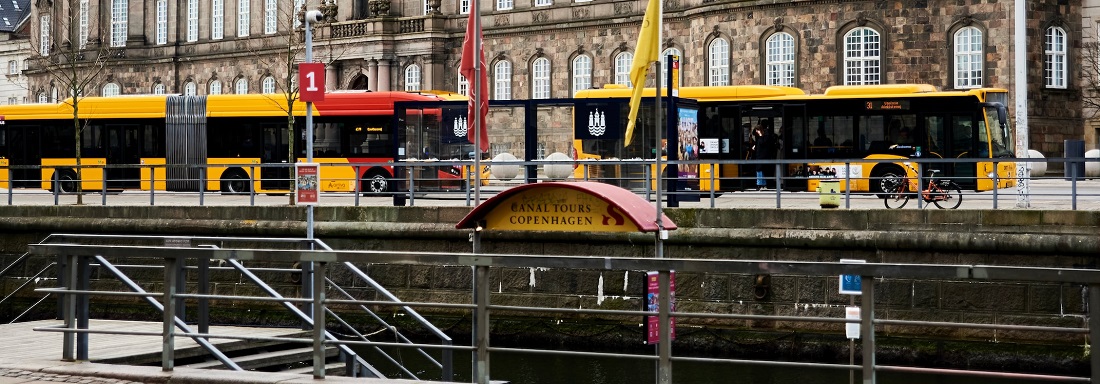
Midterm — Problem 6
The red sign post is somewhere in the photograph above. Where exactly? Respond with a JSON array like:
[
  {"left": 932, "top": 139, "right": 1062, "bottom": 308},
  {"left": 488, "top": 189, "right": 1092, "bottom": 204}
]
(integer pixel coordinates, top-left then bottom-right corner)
[
  {"left": 298, "top": 63, "right": 326, "bottom": 102},
  {"left": 296, "top": 163, "right": 319, "bottom": 205}
]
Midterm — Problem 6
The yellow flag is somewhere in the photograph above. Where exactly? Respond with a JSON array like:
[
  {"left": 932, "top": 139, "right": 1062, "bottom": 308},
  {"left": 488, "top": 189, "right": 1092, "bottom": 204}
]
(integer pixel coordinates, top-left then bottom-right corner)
[{"left": 623, "top": 0, "right": 661, "bottom": 147}]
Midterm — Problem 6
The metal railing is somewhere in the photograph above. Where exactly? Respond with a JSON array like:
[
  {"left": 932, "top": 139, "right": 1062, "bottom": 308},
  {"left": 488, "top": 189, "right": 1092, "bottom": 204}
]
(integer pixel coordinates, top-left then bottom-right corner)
[
  {"left": 2, "top": 157, "right": 1098, "bottom": 209},
  {"left": 10, "top": 234, "right": 453, "bottom": 381},
  {"left": 21, "top": 240, "right": 1100, "bottom": 383}
]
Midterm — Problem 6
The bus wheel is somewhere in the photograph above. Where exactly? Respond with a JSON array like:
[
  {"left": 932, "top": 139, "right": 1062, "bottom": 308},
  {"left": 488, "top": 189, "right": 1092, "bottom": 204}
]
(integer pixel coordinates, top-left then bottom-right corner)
[
  {"left": 52, "top": 170, "right": 78, "bottom": 194},
  {"left": 872, "top": 165, "right": 905, "bottom": 198},
  {"left": 222, "top": 172, "right": 251, "bottom": 195},
  {"left": 362, "top": 171, "right": 389, "bottom": 195}
]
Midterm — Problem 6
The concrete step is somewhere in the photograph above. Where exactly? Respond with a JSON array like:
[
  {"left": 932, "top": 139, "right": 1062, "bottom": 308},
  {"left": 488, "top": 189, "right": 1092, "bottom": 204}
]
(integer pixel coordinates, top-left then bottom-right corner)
[{"left": 181, "top": 346, "right": 339, "bottom": 370}]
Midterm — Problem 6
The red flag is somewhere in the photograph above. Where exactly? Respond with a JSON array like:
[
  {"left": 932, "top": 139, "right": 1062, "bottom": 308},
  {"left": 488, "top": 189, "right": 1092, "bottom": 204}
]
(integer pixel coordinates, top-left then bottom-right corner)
[{"left": 460, "top": 9, "right": 489, "bottom": 153}]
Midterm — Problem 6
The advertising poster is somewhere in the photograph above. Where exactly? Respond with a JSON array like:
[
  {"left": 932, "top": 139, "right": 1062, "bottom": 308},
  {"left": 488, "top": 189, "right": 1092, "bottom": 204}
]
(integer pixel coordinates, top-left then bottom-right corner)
[
  {"left": 645, "top": 271, "right": 677, "bottom": 344},
  {"left": 295, "top": 163, "right": 319, "bottom": 205},
  {"left": 676, "top": 108, "right": 699, "bottom": 180}
]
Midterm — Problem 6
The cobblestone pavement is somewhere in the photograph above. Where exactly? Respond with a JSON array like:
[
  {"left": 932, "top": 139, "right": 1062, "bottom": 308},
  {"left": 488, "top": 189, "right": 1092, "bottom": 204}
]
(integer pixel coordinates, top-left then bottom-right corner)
[{"left": 0, "top": 368, "right": 139, "bottom": 384}]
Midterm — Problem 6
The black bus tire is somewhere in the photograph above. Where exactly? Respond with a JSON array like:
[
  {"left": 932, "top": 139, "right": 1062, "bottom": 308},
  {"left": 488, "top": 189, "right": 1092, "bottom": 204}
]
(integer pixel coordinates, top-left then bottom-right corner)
[
  {"left": 52, "top": 170, "right": 78, "bottom": 194},
  {"left": 871, "top": 165, "right": 905, "bottom": 198},
  {"left": 221, "top": 170, "right": 251, "bottom": 195},
  {"left": 362, "top": 170, "right": 390, "bottom": 196}
]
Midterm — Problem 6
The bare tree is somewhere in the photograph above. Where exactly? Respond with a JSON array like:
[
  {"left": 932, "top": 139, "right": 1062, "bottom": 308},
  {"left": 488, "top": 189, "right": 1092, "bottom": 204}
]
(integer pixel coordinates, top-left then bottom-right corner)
[
  {"left": 1082, "top": 42, "right": 1100, "bottom": 121},
  {"left": 244, "top": 1, "right": 347, "bottom": 204},
  {"left": 28, "top": 0, "right": 117, "bottom": 205}
]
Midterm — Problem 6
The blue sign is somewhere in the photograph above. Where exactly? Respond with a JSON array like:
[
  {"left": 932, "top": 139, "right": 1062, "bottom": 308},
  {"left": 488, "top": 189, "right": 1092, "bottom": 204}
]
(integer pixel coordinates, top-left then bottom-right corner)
[{"left": 839, "top": 274, "right": 862, "bottom": 295}]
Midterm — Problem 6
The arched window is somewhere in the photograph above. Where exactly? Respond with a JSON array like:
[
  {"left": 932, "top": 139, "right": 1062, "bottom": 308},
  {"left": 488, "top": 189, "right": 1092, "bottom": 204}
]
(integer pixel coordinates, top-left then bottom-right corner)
[
  {"left": 661, "top": 48, "right": 683, "bottom": 86},
  {"left": 843, "top": 27, "right": 881, "bottom": 85},
  {"left": 953, "top": 27, "right": 983, "bottom": 89},
  {"left": 209, "top": 79, "right": 222, "bottom": 94},
  {"left": 51, "top": 86, "right": 58, "bottom": 101},
  {"left": 153, "top": 83, "right": 166, "bottom": 94},
  {"left": 404, "top": 64, "right": 421, "bottom": 91},
  {"left": 1045, "top": 26, "right": 1067, "bottom": 89},
  {"left": 615, "top": 52, "right": 633, "bottom": 86},
  {"left": 708, "top": 38, "right": 729, "bottom": 86},
  {"left": 493, "top": 61, "right": 511, "bottom": 100},
  {"left": 571, "top": 55, "right": 592, "bottom": 96},
  {"left": 531, "top": 57, "right": 550, "bottom": 99},
  {"left": 184, "top": 81, "right": 197, "bottom": 95},
  {"left": 262, "top": 76, "right": 276, "bottom": 94},
  {"left": 235, "top": 78, "right": 248, "bottom": 94},
  {"left": 37, "top": 92, "right": 47, "bottom": 103},
  {"left": 102, "top": 83, "right": 120, "bottom": 96},
  {"left": 765, "top": 32, "right": 795, "bottom": 86},
  {"left": 458, "top": 74, "right": 469, "bottom": 96}
]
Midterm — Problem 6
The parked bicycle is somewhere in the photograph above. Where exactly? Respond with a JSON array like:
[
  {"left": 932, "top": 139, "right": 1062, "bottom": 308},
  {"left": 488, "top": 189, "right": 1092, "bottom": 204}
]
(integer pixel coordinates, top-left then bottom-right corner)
[{"left": 882, "top": 168, "right": 963, "bottom": 209}]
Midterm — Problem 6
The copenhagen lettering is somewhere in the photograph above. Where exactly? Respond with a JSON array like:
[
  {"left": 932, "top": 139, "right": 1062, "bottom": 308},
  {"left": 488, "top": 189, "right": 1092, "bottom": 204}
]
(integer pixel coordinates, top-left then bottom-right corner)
[
  {"left": 509, "top": 215, "right": 593, "bottom": 226},
  {"left": 508, "top": 202, "right": 594, "bottom": 226}
]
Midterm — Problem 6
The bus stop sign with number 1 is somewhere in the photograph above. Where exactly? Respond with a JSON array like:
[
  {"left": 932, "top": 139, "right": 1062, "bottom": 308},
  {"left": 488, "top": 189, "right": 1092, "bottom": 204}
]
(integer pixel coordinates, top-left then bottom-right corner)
[{"left": 299, "top": 63, "right": 325, "bottom": 102}]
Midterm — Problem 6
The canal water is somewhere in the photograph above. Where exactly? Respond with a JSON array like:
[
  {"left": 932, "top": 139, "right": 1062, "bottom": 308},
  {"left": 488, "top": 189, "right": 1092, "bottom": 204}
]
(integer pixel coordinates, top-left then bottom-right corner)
[{"left": 365, "top": 349, "right": 1056, "bottom": 384}]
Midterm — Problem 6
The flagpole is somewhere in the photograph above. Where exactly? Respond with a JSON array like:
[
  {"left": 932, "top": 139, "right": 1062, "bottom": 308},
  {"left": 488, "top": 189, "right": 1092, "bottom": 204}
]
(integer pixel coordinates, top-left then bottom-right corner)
[
  {"left": 653, "top": 0, "right": 664, "bottom": 262},
  {"left": 472, "top": 0, "right": 482, "bottom": 206}
]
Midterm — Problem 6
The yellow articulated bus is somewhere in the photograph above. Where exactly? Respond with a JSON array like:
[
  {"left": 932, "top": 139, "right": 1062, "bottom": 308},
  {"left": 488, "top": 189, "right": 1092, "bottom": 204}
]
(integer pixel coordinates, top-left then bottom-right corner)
[
  {"left": 0, "top": 91, "right": 480, "bottom": 195},
  {"left": 573, "top": 84, "right": 1016, "bottom": 194}
]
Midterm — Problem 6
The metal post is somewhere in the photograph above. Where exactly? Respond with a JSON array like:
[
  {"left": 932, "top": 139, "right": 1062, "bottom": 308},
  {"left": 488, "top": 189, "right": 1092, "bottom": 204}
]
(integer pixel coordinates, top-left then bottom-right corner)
[
  {"left": 915, "top": 163, "right": 923, "bottom": 209},
  {"left": 844, "top": 162, "right": 851, "bottom": 209},
  {"left": 644, "top": 165, "right": 652, "bottom": 202},
  {"left": 774, "top": 163, "right": 782, "bottom": 209},
  {"left": 657, "top": 270, "right": 672, "bottom": 384},
  {"left": 992, "top": 161, "right": 998, "bottom": 209},
  {"left": 199, "top": 167, "right": 206, "bottom": 206},
  {"left": 101, "top": 173, "right": 106, "bottom": 205},
  {"left": 1089, "top": 284, "right": 1100, "bottom": 383},
  {"left": 354, "top": 165, "right": 361, "bottom": 207},
  {"left": 709, "top": 164, "right": 715, "bottom": 208},
  {"left": 198, "top": 257, "right": 209, "bottom": 335},
  {"left": 313, "top": 261, "right": 326, "bottom": 379},
  {"left": 163, "top": 256, "right": 178, "bottom": 371},
  {"left": 6, "top": 166, "right": 12, "bottom": 205},
  {"left": 474, "top": 265, "right": 490, "bottom": 384},
  {"left": 249, "top": 166, "right": 256, "bottom": 206},
  {"left": 407, "top": 167, "right": 415, "bottom": 206},
  {"left": 62, "top": 254, "right": 77, "bottom": 361},
  {"left": 861, "top": 276, "right": 876, "bottom": 384},
  {"left": 1013, "top": 0, "right": 1031, "bottom": 208},
  {"left": 175, "top": 257, "right": 187, "bottom": 326},
  {"left": 150, "top": 165, "right": 156, "bottom": 206},
  {"left": 77, "top": 256, "right": 89, "bottom": 360},
  {"left": 53, "top": 170, "right": 59, "bottom": 206}
]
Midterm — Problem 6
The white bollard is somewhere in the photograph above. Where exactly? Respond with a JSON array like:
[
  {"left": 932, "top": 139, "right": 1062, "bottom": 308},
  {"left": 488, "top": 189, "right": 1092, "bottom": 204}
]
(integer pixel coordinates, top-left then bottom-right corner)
[
  {"left": 543, "top": 152, "right": 573, "bottom": 180},
  {"left": 1086, "top": 149, "right": 1099, "bottom": 178},
  {"left": 1025, "top": 149, "right": 1046, "bottom": 178},
  {"left": 490, "top": 152, "right": 519, "bottom": 181}
]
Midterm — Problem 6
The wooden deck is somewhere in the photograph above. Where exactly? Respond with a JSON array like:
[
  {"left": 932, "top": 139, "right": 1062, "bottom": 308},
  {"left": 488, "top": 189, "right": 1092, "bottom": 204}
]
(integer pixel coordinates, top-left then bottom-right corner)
[{"left": 0, "top": 319, "right": 306, "bottom": 364}]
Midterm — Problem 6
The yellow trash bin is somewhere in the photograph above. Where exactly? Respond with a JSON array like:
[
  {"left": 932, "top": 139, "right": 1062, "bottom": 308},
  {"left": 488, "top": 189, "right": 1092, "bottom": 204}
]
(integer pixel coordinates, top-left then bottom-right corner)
[{"left": 818, "top": 179, "right": 840, "bottom": 208}]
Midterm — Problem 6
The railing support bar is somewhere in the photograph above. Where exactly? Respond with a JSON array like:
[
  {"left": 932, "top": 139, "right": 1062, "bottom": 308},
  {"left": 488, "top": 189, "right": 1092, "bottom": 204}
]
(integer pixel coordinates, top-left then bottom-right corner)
[
  {"left": 162, "top": 256, "right": 178, "bottom": 371},
  {"left": 61, "top": 254, "right": 76, "bottom": 361},
  {"left": 474, "top": 265, "right": 490, "bottom": 384},
  {"left": 861, "top": 276, "right": 876, "bottom": 384},
  {"left": 313, "top": 261, "right": 327, "bottom": 379},
  {"left": 77, "top": 256, "right": 90, "bottom": 360},
  {"left": 1089, "top": 284, "right": 1100, "bottom": 384},
  {"left": 658, "top": 270, "right": 672, "bottom": 384}
]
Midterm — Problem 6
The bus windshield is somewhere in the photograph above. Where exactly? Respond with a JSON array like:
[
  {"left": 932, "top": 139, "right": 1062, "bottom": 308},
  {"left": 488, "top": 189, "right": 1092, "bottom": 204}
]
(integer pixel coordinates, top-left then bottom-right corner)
[{"left": 984, "top": 105, "right": 1013, "bottom": 158}]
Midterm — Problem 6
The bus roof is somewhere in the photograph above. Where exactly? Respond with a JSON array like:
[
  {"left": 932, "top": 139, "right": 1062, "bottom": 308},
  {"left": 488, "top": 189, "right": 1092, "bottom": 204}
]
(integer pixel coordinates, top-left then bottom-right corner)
[{"left": 573, "top": 85, "right": 805, "bottom": 100}]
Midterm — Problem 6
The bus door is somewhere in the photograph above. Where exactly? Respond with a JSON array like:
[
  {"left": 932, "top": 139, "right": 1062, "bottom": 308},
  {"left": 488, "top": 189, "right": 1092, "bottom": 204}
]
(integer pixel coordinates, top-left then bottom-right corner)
[
  {"left": 782, "top": 104, "right": 807, "bottom": 190},
  {"left": 700, "top": 105, "right": 740, "bottom": 192},
  {"left": 4, "top": 124, "right": 40, "bottom": 188},
  {"left": 738, "top": 104, "right": 784, "bottom": 190},
  {"left": 947, "top": 114, "right": 977, "bottom": 186},
  {"left": 261, "top": 123, "right": 290, "bottom": 190},
  {"left": 105, "top": 124, "right": 142, "bottom": 189}
]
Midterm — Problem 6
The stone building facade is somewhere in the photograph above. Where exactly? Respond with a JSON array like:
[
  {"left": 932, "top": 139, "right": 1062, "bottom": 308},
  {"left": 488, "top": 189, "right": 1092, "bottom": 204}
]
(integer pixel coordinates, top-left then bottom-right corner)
[{"left": 26, "top": 0, "right": 1088, "bottom": 158}]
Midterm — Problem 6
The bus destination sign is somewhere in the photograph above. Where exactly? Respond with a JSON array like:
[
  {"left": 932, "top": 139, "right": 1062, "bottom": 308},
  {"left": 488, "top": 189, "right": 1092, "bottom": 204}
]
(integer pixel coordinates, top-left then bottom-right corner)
[{"left": 865, "top": 100, "right": 910, "bottom": 111}]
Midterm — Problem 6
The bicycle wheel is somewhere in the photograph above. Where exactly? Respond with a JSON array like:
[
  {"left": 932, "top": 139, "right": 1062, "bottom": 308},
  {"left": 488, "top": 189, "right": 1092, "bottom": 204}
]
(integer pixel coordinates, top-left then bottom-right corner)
[
  {"left": 932, "top": 181, "right": 963, "bottom": 209},
  {"left": 882, "top": 179, "right": 910, "bottom": 209}
]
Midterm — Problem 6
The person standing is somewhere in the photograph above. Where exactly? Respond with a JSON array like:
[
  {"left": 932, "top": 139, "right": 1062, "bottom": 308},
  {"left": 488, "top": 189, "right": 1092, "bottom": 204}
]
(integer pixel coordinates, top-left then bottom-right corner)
[{"left": 750, "top": 119, "right": 778, "bottom": 190}]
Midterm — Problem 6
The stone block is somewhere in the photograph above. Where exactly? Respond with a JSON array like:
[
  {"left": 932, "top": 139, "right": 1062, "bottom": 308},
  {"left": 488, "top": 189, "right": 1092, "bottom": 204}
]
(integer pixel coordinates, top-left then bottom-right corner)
[{"left": 940, "top": 282, "right": 1026, "bottom": 312}]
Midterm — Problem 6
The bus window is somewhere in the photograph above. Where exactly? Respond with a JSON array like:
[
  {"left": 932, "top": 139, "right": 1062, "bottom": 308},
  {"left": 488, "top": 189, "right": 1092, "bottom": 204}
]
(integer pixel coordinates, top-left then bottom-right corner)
[
  {"left": 82, "top": 125, "right": 104, "bottom": 158},
  {"left": 922, "top": 116, "right": 946, "bottom": 158},
  {"left": 313, "top": 122, "right": 342, "bottom": 157},
  {"left": 859, "top": 115, "right": 886, "bottom": 153},
  {"left": 983, "top": 107, "right": 1013, "bottom": 157},
  {"left": 950, "top": 116, "right": 974, "bottom": 159}
]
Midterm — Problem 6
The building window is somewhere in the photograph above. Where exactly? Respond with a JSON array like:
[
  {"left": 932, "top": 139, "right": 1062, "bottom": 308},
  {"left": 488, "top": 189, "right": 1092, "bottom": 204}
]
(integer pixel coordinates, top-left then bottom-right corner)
[
  {"left": 212, "top": 0, "right": 224, "bottom": 40},
  {"left": 460, "top": 0, "right": 469, "bottom": 14},
  {"left": 293, "top": 0, "right": 305, "bottom": 28},
  {"left": 615, "top": 52, "right": 633, "bottom": 86},
  {"left": 535, "top": 0, "right": 551, "bottom": 6},
  {"left": 39, "top": 15, "right": 49, "bottom": 55},
  {"left": 497, "top": 0, "right": 512, "bottom": 11},
  {"left": 1045, "top": 26, "right": 1067, "bottom": 89},
  {"left": 184, "top": 82, "right": 197, "bottom": 95},
  {"left": 156, "top": 0, "right": 168, "bottom": 45},
  {"left": 238, "top": 0, "right": 250, "bottom": 37},
  {"left": 708, "top": 38, "right": 729, "bottom": 86},
  {"left": 51, "top": 86, "right": 58, "bottom": 102},
  {"left": 660, "top": 48, "right": 683, "bottom": 87},
  {"left": 102, "top": 83, "right": 120, "bottom": 96},
  {"left": 37, "top": 92, "right": 46, "bottom": 103},
  {"left": 7, "top": 60, "right": 15, "bottom": 75},
  {"left": 404, "top": 64, "right": 421, "bottom": 91},
  {"left": 765, "top": 32, "right": 795, "bottom": 86},
  {"left": 458, "top": 74, "right": 469, "bottom": 96},
  {"left": 494, "top": 61, "right": 511, "bottom": 100},
  {"left": 209, "top": 79, "right": 222, "bottom": 94},
  {"left": 571, "top": 55, "right": 591, "bottom": 96},
  {"left": 953, "top": 27, "right": 983, "bottom": 89},
  {"left": 532, "top": 57, "right": 550, "bottom": 99},
  {"left": 262, "top": 76, "right": 276, "bottom": 93},
  {"left": 235, "top": 78, "right": 248, "bottom": 94},
  {"left": 264, "top": 0, "right": 277, "bottom": 34},
  {"left": 79, "top": 0, "right": 89, "bottom": 49},
  {"left": 843, "top": 27, "right": 881, "bottom": 85},
  {"left": 153, "top": 83, "right": 166, "bottom": 94},
  {"left": 187, "top": 0, "right": 199, "bottom": 42},
  {"left": 110, "top": 0, "right": 127, "bottom": 47}
]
